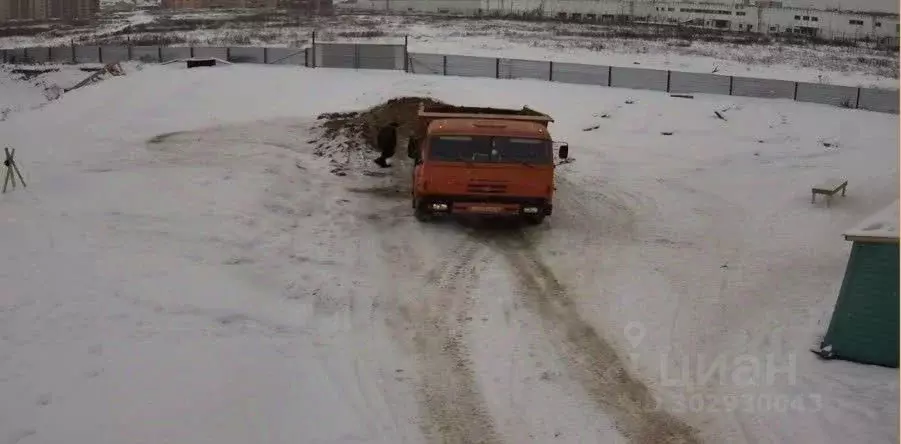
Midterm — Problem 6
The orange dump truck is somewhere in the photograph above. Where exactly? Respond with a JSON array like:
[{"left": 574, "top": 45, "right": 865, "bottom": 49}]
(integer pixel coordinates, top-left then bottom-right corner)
[{"left": 406, "top": 103, "right": 569, "bottom": 224}]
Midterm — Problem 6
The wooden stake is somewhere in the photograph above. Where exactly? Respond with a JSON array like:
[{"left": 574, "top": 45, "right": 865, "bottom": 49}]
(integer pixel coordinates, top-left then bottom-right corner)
[{"left": 2, "top": 147, "right": 26, "bottom": 193}]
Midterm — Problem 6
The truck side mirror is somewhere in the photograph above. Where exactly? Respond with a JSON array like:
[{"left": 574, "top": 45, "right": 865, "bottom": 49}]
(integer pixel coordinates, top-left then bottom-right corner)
[{"left": 558, "top": 144, "right": 569, "bottom": 159}]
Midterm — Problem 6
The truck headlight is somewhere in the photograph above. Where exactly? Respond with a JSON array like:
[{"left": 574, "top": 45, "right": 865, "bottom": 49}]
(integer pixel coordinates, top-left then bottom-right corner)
[
  {"left": 431, "top": 203, "right": 448, "bottom": 211},
  {"left": 523, "top": 207, "right": 539, "bottom": 214}
]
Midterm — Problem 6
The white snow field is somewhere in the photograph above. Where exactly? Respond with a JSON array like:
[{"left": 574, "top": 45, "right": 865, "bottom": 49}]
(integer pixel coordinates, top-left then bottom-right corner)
[
  {"left": 1, "top": 11, "right": 897, "bottom": 89},
  {"left": 0, "top": 63, "right": 898, "bottom": 444}
]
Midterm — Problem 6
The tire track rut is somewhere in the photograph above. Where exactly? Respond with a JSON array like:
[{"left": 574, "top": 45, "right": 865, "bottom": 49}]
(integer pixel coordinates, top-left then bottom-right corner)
[
  {"left": 487, "top": 232, "right": 701, "bottom": 444},
  {"left": 400, "top": 237, "right": 503, "bottom": 444}
]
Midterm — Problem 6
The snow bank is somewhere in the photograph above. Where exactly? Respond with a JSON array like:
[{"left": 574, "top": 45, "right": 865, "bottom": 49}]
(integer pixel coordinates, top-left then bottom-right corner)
[{"left": 0, "top": 63, "right": 897, "bottom": 444}]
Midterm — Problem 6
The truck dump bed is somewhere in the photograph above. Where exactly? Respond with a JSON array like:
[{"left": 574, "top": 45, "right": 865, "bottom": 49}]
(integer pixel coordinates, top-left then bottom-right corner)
[{"left": 415, "top": 103, "right": 554, "bottom": 139}]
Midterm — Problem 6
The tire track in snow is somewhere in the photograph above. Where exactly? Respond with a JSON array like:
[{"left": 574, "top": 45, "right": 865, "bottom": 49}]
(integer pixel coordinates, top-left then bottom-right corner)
[
  {"left": 395, "top": 236, "right": 503, "bottom": 444},
  {"left": 486, "top": 232, "right": 701, "bottom": 444}
]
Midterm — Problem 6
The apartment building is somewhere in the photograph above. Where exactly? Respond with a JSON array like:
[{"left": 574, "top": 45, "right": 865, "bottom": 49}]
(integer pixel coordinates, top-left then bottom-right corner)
[
  {"left": 159, "top": 0, "right": 278, "bottom": 9},
  {"left": 0, "top": 0, "right": 99, "bottom": 21}
]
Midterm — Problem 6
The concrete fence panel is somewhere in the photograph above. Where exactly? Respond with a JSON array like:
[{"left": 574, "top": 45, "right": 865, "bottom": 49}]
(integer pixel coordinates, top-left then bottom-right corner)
[
  {"left": 795, "top": 82, "right": 859, "bottom": 108},
  {"left": 408, "top": 53, "right": 444, "bottom": 74},
  {"left": 100, "top": 45, "right": 129, "bottom": 63},
  {"left": 731, "top": 76, "right": 795, "bottom": 99},
  {"left": 315, "top": 43, "right": 356, "bottom": 68},
  {"left": 498, "top": 58, "right": 550, "bottom": 81},
  {"left": 445, "top": 55, "right": 496, "bottom": 78},
  {"left": 857, "top": 87, "right": 900, "bottom": 113},
  {"left": 26, "top": 47, "right": 51, "bottom": 63},
  {"left": 550, "top": 62, "right": 610, "bottom": 86},
  {"left": 265, "top": 48, "right": 307, "bottom": 65},
  {"left": 131, "top": 46, "right": 161, "bottom": 63},
  {"left": 7, "top": 48, "right": 28, "bottom": 63},
  {"left": 192, "top": 46, "right": 228, "bottom": 60},
  {"left": 74, "top": 46, "right": 101, "bottom": 63},
  {"left": 610, "top": 66, "right": 668, "bottom": 91},
  {"left": 356, "top": 44, "right": 404, "bottom": 70},
  {"left": 49, "top": 46, "right": 73, "bottom": 63},
  {"left": 227, "top": 47, "right": 265, "bottom": 63},
  {"left": 160, "top": 46, "right": 191, "bottom": 62},
  {"left": 669, "top": 71, "right": 731, "bottom": 95}
]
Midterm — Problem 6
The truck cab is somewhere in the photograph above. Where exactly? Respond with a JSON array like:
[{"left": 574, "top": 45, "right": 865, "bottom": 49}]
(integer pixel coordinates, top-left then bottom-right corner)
[{"left": 407, "top": 104, "right": 569, "bottom": 224}]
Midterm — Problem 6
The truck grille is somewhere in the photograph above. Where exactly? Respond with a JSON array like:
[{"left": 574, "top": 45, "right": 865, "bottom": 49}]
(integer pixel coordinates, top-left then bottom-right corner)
[{"left": 467, "top": 183, "right": 508, "bottom": 193}]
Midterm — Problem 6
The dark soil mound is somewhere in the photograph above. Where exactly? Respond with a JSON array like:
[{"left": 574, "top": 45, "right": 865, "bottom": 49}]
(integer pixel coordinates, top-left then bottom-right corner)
[{"left": 316, "top": 96, "right": 448, "bottom": 153}]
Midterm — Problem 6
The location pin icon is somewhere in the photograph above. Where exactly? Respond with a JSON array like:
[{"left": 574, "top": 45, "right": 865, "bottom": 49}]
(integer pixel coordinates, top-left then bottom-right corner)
[{"left": 624, "top": 321, "right": 646, "bottom": 349}]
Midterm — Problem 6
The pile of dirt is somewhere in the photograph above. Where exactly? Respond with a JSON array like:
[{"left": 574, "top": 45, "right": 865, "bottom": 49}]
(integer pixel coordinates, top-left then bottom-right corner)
[
  {"left": 316, "top": 96, "right": 447, "bottom": 152},
  {"left": 311, "top": 96, "right": 552, "bottom": 176}
]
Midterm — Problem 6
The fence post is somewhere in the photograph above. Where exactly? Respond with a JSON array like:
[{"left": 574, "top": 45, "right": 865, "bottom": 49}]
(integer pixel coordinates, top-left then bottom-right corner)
[
  {"left": 495, "top": 58, "right": 500, "bottom": 79},
  {"left": 548, "top": 61, "right": 553, "bottom": 81},
  {"left": 47, "top": 46, "right": 51, "bottom": 62},
  {"left": 443, "top": 55, "right": 447, "bottom": 75},
  {"left": 98, "top": 46, "right": 102, "bottom": 64},
  {"left": 607, "top": 66, "right": 612, "bottom": 87},
  {"left": 311, "top": 31, "right": 317, "bottom": 68},
  {"left": 157, "top": 46, "right": 162, "bottom": 63},
  {"left": 226, "top": 47, "right": 231, "bottom": 62},
  {"left": 729, "top": 76, "right": 734, "bottom": 95},
  {"left": 354, "top": 44, "right": 360, "bottom": 69},
  {"left": 127, "top": 43, "right": 132, "bottom": 61},
  {"left": 71, "top": 40, "right": 76, "bottom": 63},
  {"left": 404, "top": 35, "right": 409, "bottom": 72},
  {"left": 190, "top": 46, "right": 194, "bottom": 58},
  {"left": 23, "top": 47, "right": 28, "bottom": 63},
  {"left": 792, "top": 82, "right": 798, "bottom": 101},
  {"left": 264, "top": 47, "right": 269, "bottom": 64},
  {"left": 855, "top": 87, "right": 861, "bottom": 109},
  {"left": 304, "top": 47, "right": 308, "bottom": 67},
  {"left": 666, "top": 70, "right": 671, "bottom": 93}
]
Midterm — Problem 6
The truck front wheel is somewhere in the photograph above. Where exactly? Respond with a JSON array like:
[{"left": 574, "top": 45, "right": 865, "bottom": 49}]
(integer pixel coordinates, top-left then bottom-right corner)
[
  {"left": 524, "top": 214, "right": 546, "bottom": 225},
  {"left": 414, "top": 200, "right": 433, "bottom": 222}
]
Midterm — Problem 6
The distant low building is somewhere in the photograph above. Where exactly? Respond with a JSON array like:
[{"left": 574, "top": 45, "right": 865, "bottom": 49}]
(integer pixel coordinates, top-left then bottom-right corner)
[
  {"left": 159, "top": 0, "right": 284, "bottom": 9},
  {"left": 0, "top": 0, "right": 99, "bottom": 22}
]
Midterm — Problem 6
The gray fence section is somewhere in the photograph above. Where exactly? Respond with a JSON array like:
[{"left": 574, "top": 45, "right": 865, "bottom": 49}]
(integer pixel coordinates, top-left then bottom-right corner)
[
  {"left": 132, "top": 46, "right": 161, "bottom": 63},
  {"left": 732, "top": 76, "right": 796, "bottom": 99},
  {"left": 1, "top": 44, "right": 897, "bottom": 114},
  {"left": 499, "top": 58, "right": 549, "bottom": 81},
  {"left": 858, "top": 88, "right": 900, "bottom": 113},
  {"left": 446, "top": 54, "right": 496, "bottom": 78},
  {"left": 408, "top": 53, "right": 444, "bottom": 74},
  {"left": 796, "top": 82, "right": 859, "bottom": 108},
  {"left": 266, "top": 48, "right": 308, "bottom": 65},
  {"left": 227, "top": 47, "right": 265, "bottom": 64},
  {"left": 550, "top": 62, "right": 610, "bottom": 85},
  {"left": 49, "top": 46, "right": 72, "bottom": 63},
  {"left": 74, "top": 46, "right": 100, "bottom": 63},
  {"left": 611, "top": 66, "right": 669, "bottom": 92},
  {"left": 161, "top": 46, "right": 191, "bottom": 62},
  {"left": 193, "top": 46, "right": 228, "bottom": 60},
  {"left": 669, "top": 71, "right": 731, "bottom": 95},
  {"left": 100, "top": 45, "right": 129, "bottom": 63}
]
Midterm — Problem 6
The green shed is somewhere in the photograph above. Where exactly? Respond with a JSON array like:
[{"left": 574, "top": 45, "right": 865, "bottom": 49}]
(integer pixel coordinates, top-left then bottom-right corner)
[{"left": 815, "top": 199, "right": 899, "bottom": 368}]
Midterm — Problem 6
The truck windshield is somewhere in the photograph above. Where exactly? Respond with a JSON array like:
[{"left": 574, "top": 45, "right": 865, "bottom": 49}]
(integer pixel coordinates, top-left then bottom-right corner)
[{"left": 427, "top": 135, "right": 552, "bottom": 164}]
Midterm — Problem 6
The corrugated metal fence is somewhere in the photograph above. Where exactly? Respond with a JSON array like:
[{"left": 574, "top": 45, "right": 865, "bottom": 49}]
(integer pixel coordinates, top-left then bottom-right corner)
[{"left": 1, "top": 43, "right": 897, "bottom": 114}]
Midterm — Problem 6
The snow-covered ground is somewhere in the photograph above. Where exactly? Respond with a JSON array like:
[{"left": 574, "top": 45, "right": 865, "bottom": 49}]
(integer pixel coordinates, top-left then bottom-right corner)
[
  {"left": 1, "top": 11, "right": 898, "bottom": 89},
  {"left": 0, "top": 64, "right": 108, "bottom": 120},
  {"left": 0, "top": 62, "right": 898, "bottom": 444}
]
